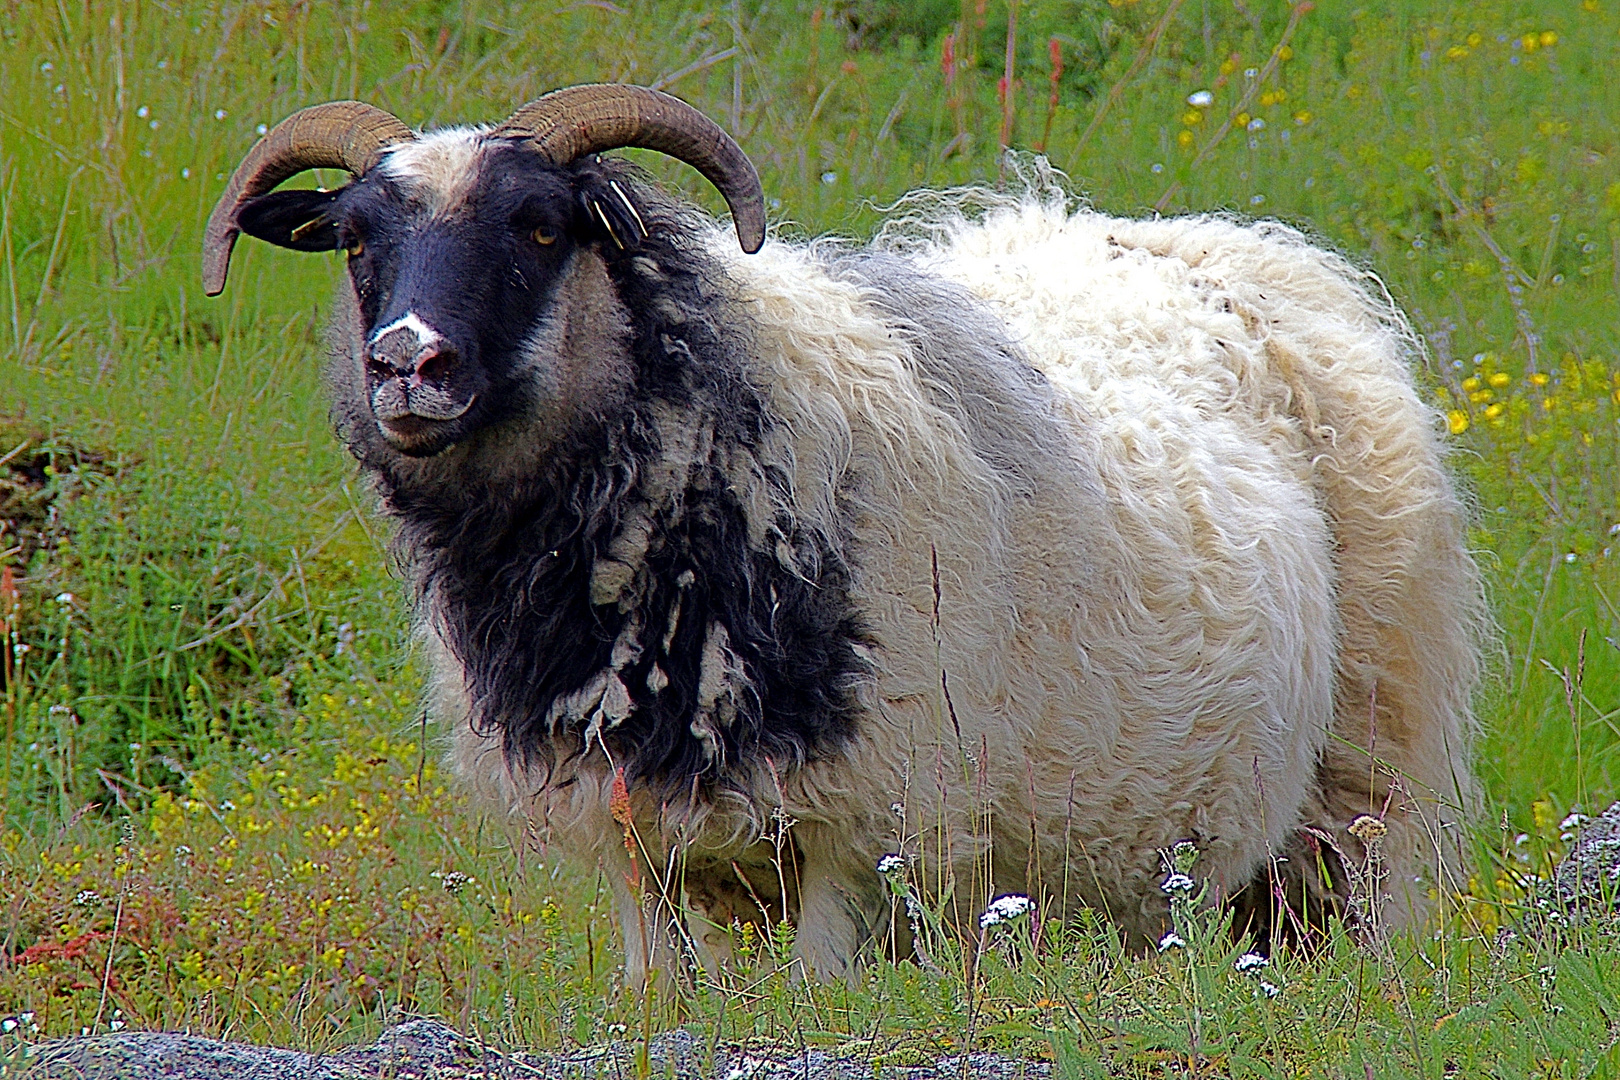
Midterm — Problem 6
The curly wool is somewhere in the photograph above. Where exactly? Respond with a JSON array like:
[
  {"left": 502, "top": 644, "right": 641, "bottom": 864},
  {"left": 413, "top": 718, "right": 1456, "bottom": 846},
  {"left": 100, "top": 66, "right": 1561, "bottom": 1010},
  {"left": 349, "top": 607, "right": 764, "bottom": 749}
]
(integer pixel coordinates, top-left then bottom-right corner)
[{"left": 449, "top": 174, "right": 1482, "bottom": 981}]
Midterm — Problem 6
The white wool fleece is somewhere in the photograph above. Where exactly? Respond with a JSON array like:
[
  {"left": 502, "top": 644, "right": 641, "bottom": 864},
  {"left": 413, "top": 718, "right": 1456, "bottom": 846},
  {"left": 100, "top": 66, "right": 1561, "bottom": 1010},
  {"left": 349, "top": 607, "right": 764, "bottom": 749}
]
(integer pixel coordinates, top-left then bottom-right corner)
[{"left": 450, "top": 182, "right": 1482, "bottom": 982}]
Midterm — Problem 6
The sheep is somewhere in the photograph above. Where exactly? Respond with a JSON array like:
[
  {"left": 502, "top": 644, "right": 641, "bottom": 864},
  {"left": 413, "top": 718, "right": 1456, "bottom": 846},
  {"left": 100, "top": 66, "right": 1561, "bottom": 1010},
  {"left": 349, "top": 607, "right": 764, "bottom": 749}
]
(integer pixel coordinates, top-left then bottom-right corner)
[{"left": 203, "top": 85, "right": 1484, "bottom": 984}]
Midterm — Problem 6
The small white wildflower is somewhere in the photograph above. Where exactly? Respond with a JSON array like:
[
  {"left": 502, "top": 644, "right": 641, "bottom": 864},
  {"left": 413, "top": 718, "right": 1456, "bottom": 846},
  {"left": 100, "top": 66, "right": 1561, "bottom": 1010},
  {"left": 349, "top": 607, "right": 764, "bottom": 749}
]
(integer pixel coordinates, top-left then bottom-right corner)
[
  {"left": 256, "top": 123, "right": 269, "bottom": 135},
  {"left": 54, "top": 592, "right": 74, "bottom": 604},
  {"left": 73, "top": 890, "right": 102, "bottom": 907},
  {"left": 1157, "top": 932, "right": 1185, "bottom": 952},
  {"left": 40, "top": 62, "right": 52, "bottom": 72},
  {"left": 214, "top": 109, "right": 227, "bottom": 120},
  {"left": 1244, "top": 67, "right": 1259, "bottom": 78},
  {"left": 1161, "top": 872, "right": 1195, "bottom": 895},
  {"left": 136, "top": 105, "right": 149, "bottom": 118},
  {"left": 435, "top": 870, "right": 473, "bottom": 895},
  {"left": 1247, "top": 117, "right": 1266, "bottom": 131},
  {"left": 1259, "top": 980, "right": 1280, "bottom": 998},
  {"left": 1187, "top": 90, "right": 1214, "bottom": 107},
  {"left": 979, "top": 893, "right": 1032, "bottom": 929},
  {"left": 1151, "top": 162, "right": 1164, "bottom": 173},
  {"left": 1564, "top": 552, "right": 1578, "bottom": 564},
  {"left": 181, "top": 168, "right": 190, "bottom": 179},
  {"left": 876, "top": 854, "right": 904, "bottom": 875},
  {"left": 820, "top": 171, "right": 838, "bottom": 185},
  {"left": 220, "top": 800, "right": 235, "bottom": 812},
  {"left": 1, "top": 1018, "right": 15, "bottom": 1034},
  {"left": 1234, "top": 951, "right": 1268, "bottom": 973},
  {"left": 173, "top": 845, "right": 193, "bottom": 859},
  {"left": 1250, "top": 193, "right": 1266, "bottom": 205}
]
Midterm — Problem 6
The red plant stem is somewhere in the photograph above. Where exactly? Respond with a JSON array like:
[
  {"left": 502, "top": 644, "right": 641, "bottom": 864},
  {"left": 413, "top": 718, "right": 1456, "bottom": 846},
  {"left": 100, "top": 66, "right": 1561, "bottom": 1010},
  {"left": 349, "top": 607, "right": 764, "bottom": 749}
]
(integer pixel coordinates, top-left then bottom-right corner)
[
  {"left": 999, "top": 0, "right": 1019, "bottom": 151},
  {"left": 1037, "top": 36, "right": 1062, "bottom": 152}
]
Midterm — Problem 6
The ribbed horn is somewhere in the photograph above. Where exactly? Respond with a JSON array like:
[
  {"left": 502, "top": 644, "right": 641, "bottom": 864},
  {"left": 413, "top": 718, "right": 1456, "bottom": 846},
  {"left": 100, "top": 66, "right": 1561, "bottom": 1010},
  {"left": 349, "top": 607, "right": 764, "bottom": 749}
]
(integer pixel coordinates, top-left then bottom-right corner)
[
  {"left": 203, "top": 102, "right": 414, "bottom": 296},
  {"left": 496, "top": 84, "right": 765, "bottom": 254}
]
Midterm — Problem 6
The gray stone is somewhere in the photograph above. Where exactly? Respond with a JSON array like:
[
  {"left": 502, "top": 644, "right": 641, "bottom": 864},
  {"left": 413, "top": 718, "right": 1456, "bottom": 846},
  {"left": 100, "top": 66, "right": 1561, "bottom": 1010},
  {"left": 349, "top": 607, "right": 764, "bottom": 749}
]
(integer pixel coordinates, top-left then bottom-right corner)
[
  {"left": 1551, "top": 800, "right": 1620, "bottom": 920},
  {"left": 10, "top": 1021, "right": 1049, "bottom": 1080}
]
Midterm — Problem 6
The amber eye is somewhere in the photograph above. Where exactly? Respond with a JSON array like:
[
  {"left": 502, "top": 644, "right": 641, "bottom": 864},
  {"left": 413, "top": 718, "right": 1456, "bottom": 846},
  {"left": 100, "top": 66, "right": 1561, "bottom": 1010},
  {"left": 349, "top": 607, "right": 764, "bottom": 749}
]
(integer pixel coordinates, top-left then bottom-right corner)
[
  {"left": 345, "top": 238, "right": 364, "bottom": 258},
  {"left": 532, "top": 226, "right": 557, "bottom": 246}
]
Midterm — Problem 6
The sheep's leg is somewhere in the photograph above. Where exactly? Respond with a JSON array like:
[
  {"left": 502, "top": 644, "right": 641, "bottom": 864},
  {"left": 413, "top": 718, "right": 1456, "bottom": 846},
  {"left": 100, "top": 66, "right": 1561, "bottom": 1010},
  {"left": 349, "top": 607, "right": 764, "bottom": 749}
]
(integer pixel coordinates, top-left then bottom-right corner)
[
  {"left": 791, "top": 833, "right": 878, "bottom": 984},
  {"left": 603, "top": 847, "right": 686, "bottom": 989}
]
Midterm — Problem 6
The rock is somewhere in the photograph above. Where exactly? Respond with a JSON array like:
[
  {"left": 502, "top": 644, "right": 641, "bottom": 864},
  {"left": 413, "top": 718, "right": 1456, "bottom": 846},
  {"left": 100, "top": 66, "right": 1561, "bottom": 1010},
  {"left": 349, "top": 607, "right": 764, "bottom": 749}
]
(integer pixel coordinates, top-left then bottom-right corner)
[
  {"left": 18, "top": 1019, "right": 1050, "bottom": 1079},
  {"left": 1550, "top": 801, "right": 1620, "bottom": 920}
]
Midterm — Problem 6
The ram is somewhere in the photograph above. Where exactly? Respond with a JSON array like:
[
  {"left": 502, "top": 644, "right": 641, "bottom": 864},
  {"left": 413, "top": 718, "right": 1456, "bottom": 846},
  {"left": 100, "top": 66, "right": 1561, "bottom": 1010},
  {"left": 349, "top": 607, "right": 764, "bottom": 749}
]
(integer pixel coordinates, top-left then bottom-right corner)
[{"left": 204, "top": 85, "right": 1483, "bottom": 983}]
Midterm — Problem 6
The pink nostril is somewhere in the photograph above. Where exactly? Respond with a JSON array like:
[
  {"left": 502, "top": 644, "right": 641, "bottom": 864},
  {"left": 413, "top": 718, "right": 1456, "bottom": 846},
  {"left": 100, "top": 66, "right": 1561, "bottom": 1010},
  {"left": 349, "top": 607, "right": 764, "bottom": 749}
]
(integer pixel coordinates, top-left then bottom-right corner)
[{"left": 412, "top": 347, "right": 456, "bottom": 385}]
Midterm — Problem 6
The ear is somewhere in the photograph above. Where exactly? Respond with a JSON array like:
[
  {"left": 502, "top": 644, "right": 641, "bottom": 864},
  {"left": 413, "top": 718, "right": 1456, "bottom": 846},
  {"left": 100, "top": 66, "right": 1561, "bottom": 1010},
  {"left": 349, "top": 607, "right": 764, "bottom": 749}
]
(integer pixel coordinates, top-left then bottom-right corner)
[
  {"left": 574, "top": 172, "right": 649, "bottom": 253},
  {"left": 235, "top": 188, "right": 345, "bottom": 252}
]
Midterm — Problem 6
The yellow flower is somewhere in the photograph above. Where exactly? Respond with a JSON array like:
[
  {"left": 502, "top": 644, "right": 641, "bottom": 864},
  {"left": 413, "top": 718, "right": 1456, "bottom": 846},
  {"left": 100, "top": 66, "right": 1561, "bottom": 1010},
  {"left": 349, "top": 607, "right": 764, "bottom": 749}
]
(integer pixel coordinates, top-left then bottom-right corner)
[
  {"left": 1276, "top": 45, "right": 1293, "bottom": 61},
  {"left": 1529, "top": 371, "right": 1550, "bottom": 386},
  {"left": 1467, "top": 32, "right": 1483, "bottom": 47},
  {"left": 1293, "top": 110, "right": 1312, "bottom": 125},
  {"left": 1183, "top": 110, "right": 1204, "bottom": 125},
  {"left": 1447, "top": 45, "right": 1469, "bottom": 59},
  {"left": 1541, "top": 31, "right": 1558, "bottom": 47},
  {"left": 1235, "top": 112, "right": 1250, "bottom": 127},
  {"left": 1484, "top": 402, "right": 1505, "bottom": 419},
  {"left": 1522, "top": 33, "right": 1540, "bottom": 51},
  {"left": 1346, "top": 84, "right": 1362, "bottom": 100},
  {"left": 1462, "top": 376, "right": 1481, "bottom": 391},
  {"left": 1178, "top": 130, "right": 1195, "bottom": 147},
  {"left": 1488, "top": 372, "right": 1511, "bottom": 388},
  {"left": 1447, "top": 410, "right": 1470, "bottom": 434}
]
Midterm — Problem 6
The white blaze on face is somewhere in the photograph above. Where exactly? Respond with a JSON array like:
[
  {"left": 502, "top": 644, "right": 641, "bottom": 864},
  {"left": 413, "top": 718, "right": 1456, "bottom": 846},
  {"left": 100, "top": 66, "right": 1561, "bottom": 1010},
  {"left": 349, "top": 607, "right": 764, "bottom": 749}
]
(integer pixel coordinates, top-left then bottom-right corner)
[{"left": 370, "top": 311, "right": 444, "bottom": 351}]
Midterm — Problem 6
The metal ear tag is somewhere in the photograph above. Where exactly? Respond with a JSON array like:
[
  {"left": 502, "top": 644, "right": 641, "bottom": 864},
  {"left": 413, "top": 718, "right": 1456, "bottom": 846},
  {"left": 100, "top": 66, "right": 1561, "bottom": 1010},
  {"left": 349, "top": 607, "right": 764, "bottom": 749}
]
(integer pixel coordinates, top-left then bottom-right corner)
[
  {"left": 288, "top": 214, "right": 330, "bottom": 243},
  {"left": 608, "top": 180, "right": 649, "bottom": 240},
  {"left": 589, "top": 199, "right": 626, "bottom": 250}
]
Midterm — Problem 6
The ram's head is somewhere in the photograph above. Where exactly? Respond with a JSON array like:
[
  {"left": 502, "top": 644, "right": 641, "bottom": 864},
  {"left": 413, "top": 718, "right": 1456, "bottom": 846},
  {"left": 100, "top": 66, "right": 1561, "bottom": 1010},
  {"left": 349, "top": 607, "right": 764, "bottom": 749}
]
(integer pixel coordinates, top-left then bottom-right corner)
[{"left": 203, "top": 86, "right": 763, "bottom": 458}]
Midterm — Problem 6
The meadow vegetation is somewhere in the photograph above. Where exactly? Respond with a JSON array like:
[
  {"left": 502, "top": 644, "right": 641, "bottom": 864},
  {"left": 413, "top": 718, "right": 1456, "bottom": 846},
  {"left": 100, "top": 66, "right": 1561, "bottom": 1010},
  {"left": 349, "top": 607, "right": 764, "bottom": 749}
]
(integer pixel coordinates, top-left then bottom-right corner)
[{"left": 2, "top": 0, "right": 1619, "bottom": 1074}]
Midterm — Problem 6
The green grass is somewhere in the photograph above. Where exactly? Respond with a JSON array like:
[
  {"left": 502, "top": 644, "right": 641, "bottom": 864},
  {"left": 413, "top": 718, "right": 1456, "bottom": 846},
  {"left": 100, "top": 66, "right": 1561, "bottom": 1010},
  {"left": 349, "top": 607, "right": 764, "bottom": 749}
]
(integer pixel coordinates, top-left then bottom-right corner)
[{"left": 2, "top": 0, "right": 1620, "bottom": 1074}]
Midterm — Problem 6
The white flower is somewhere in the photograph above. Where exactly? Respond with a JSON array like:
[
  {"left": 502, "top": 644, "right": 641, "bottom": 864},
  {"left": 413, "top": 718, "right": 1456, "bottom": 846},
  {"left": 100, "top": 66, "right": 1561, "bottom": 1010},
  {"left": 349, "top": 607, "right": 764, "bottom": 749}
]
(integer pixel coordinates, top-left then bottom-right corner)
[
  {"left": 1187, "top": 90, "right": 1214, "bottom": 107},
  {"left": 1247, "top": 117, "right": 1266, "bottom": 131},
  {"left": 1244, "top": 67, "right": 1259, "bottom": 78},
  {"left": 1234, "top": 951, "right": 1268, "bottom": 973},
  {"left": 73, "top": 890, "right": 102, "bottom": 907},
  {"left": 979, "top": 893, "right": 1032, "bottom": 929},
  {"left": 1161, "top": 872, "right": 1195, "bottom": 895},
  {"left": 214, "top": 109, "right": 227, "bottom": 120},
  {"left": 433, "top": 870, "right": 473, "bottom": 895},
  {"left": 136, "top": 105, "right": 149, "bottom": 118},
  {"left": 1157, "top": 932, "right": 1185, "bottom": 952},
  {"left": 256, "top": 123, "right": 269, "bottom": 135},
  {"left": 54, "top": 592, "right": 74, "bottom": 604},
  {"left": 1, "top": 1018, "right": 15, "bottom": 1034},
  {"left": 1259, "top": 980, "right": 1281, "bottom": 998},
  {"left": 876, "top": 854, "right": 904, "bottom": 875}
]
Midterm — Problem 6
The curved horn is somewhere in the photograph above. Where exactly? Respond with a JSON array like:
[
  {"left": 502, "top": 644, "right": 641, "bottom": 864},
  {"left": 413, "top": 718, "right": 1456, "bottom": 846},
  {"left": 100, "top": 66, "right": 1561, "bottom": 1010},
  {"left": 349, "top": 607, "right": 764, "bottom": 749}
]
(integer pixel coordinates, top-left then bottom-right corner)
[
  {"left": 496, "top": 84, "right": 765, "bottom": 254},
  {"left": 203, "top": 102, "right": 414, "bottom": 296}
]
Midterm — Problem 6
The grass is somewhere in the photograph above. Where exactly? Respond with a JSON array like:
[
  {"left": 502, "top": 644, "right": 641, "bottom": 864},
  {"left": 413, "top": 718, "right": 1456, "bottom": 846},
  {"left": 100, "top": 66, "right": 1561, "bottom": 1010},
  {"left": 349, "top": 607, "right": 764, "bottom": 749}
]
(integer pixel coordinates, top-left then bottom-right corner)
[{"left": 1, "top": 0, "right": 1618, "bottom": 1073}]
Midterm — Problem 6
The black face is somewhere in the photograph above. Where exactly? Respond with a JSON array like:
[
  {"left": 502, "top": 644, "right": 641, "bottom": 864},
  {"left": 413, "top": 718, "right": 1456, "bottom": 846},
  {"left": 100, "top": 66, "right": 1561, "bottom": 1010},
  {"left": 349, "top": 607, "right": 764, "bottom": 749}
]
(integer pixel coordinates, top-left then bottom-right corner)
[{"left": 236, "top": 142, "right": 647, "bottom": 457}]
